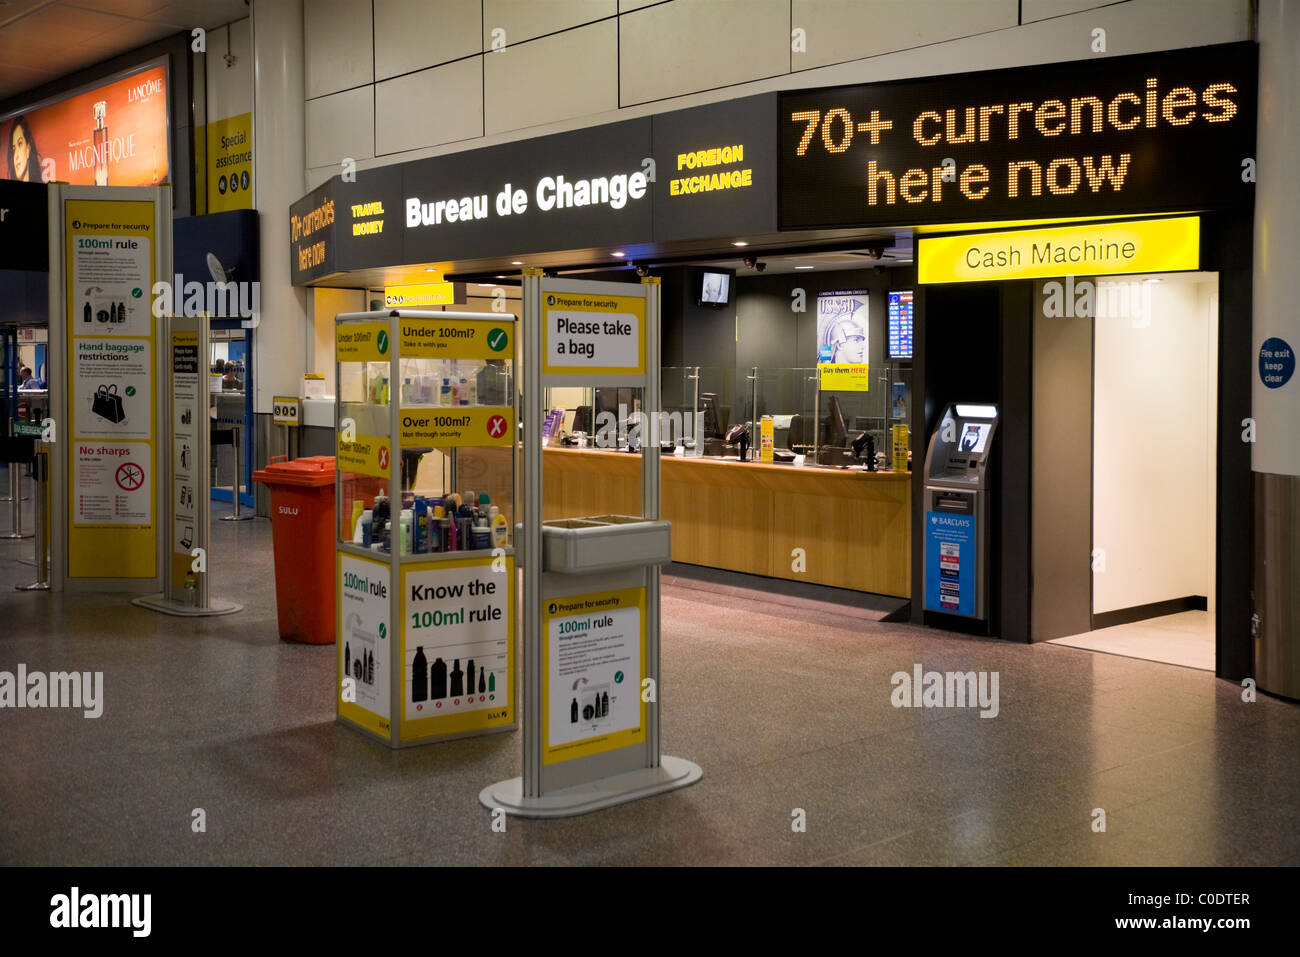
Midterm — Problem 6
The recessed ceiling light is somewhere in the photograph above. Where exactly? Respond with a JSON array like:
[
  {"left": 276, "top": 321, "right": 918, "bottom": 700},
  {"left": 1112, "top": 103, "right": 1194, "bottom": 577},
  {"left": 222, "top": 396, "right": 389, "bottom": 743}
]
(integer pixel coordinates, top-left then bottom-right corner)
[
  {"left": 795, "top": 265, "right": 814, "bottom": 270},
  {"left": 611, "top": 251, "right": 625, "bottom": 258},
  {"left": 1145, "top": 277, "right": 1162, "bottom": 283},
  {"left": 477, "top": 283, "right": 497, "bottom": 287},
  {"left": 496, "top": 275, "right": 507, "bottom": 279},
  {"left": 732, "top": 241, "right": 749, "bottom": 247},
  {"left": 511, "top": 260, "right": 523, "bottom": 265}
]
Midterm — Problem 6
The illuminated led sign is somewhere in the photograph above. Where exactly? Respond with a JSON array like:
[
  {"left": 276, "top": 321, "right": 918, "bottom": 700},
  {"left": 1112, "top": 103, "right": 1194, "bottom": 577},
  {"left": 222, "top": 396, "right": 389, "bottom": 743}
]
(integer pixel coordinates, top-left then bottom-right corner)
[
  {"left": 917, "top": 216, "right": 1200, "bottom": 284},
  {"left": 780, "top": 43, "right": 1255, "bottom": 229}
]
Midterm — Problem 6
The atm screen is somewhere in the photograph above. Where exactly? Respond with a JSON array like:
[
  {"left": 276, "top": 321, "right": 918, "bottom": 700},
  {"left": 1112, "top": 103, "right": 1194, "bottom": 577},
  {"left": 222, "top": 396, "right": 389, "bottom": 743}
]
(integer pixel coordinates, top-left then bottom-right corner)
[{"left": 958, "top": 423, "right": 991, "bottom": 454}]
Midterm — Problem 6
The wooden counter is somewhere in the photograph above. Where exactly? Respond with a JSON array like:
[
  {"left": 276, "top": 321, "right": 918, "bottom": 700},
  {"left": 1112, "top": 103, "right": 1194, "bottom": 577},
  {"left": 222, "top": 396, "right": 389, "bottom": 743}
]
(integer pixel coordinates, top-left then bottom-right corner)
[{"left": 542, "top": 447, "right": 911, "bottom": 597}]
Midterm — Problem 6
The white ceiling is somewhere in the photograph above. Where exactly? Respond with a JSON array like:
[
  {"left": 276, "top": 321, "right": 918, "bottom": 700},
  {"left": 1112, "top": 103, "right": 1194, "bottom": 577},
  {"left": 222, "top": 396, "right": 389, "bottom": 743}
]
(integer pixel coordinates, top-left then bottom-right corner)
[{"left": 0, "top": 0, "right": 249, "bottom": 102}]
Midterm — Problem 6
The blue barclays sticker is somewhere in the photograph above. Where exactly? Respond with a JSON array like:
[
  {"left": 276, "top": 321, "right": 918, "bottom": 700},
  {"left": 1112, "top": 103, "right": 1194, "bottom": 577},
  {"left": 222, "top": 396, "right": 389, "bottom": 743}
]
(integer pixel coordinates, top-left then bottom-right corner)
[{"left": 1259, "top": 337, "right": 1295, "bottom": 389}]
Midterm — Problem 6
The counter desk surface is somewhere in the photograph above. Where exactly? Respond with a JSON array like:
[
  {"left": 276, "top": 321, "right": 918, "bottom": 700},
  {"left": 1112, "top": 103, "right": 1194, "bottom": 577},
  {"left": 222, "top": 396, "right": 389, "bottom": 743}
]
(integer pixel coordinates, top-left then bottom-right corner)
[{"left": 542, "top": 446, "right": 911, "bottom": 597}]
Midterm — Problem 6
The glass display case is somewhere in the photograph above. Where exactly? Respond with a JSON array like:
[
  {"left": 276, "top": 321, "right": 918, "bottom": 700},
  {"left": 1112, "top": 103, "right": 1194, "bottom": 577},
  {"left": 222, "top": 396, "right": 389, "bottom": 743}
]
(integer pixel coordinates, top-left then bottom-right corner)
[{"left": 334, "top": 309, "right": 518, "bottom": 748}]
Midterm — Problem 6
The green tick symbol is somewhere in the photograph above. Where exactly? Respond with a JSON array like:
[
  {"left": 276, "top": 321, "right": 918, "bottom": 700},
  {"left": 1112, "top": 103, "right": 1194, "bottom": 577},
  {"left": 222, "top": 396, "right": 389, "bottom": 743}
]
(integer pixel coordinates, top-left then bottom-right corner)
[
  {"left": 614, "top": 670, "right": 624, "bottom": 684},
  {"left": 487, "top": 328, "right": 508, "bottom": 352},
  {"left": 130, "top": 287, "right": 142, "bottom": 298},
  {"left": 376, "top": 330, "right": 389, "bottom": 354},
  {"left": 124, "top": 386, "right": 136, "bottom": 397},
  {"left": 378, "top": 623, "right": 387, "bottom": 639}
]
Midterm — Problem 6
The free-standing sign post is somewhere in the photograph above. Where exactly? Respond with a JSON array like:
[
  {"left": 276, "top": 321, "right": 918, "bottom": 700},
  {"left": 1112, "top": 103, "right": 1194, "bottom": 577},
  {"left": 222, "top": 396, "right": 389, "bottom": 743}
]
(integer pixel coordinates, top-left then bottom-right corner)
[
  {"left": 48, "top": 185, "right": 169, "bottom": 594},
  {"left": 481, "top": 273, "right": 701, "bottom": 818},
  {"left": 133, "top": 314, "right": 241, "bottom": 618}
]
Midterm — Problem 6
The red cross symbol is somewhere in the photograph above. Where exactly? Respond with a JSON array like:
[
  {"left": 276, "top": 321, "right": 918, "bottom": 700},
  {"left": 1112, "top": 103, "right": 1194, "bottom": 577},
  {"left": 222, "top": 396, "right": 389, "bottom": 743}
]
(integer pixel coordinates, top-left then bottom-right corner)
[{"left": 486, "top": 414, "right": 507, "bottom": 439}]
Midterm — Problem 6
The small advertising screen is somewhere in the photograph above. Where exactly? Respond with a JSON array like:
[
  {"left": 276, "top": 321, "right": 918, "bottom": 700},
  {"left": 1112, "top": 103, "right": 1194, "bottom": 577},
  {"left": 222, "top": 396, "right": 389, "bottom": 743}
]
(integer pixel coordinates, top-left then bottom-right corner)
[
  {"left": 701, "top": 271, "right": 730, "bottom": 304},
  {"left": 888, "top": 290, "right": 913, "bottom": 360},
  {"left": 958, "top": 422, "right": 991, "bottom": 454},
  {"left": 0, "top": 62, "right": 169, "bottom": 187}
]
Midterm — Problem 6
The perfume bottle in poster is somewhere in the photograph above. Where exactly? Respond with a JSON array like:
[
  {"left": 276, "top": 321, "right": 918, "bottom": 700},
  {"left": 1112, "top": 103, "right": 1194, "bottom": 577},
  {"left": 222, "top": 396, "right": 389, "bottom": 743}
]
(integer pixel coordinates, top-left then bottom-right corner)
[{"left": 92, "top": 101, "right": 108, "bottom": 186}]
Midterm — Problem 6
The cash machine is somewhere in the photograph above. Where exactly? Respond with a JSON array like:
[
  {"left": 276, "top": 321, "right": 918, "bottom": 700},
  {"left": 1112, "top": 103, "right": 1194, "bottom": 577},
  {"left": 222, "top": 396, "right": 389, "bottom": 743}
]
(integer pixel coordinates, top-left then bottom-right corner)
[{"left": 923, "top": 403, "right": 998, "bottom": 619}]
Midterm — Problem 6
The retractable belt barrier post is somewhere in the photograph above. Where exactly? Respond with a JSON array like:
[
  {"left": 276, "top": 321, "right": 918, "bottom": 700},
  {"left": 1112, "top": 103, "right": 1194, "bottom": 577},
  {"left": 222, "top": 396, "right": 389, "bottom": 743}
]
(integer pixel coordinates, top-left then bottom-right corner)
[{"left": 16, "top": 448, "right": 49, "bottom": 590}]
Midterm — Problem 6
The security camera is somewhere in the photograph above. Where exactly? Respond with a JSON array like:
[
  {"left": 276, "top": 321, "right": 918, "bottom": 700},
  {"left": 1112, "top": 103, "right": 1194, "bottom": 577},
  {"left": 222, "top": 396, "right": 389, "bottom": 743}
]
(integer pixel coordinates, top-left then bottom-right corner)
[
  {"left": 635, "top": 264, "right": 650, "bottom": 278},
  {"left": 742, "top": 256, "right": 765, "bottom": 272}
]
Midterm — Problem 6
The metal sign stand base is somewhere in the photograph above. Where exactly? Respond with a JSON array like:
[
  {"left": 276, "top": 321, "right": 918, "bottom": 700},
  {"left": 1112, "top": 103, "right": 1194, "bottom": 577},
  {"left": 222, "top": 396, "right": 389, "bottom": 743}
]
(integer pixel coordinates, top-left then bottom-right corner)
[
  {"left": 479, "top": 756, "right": 702, "bottom": 819},
  {"left": 132, "top": 594, "right": 243, "bottom": 617}
]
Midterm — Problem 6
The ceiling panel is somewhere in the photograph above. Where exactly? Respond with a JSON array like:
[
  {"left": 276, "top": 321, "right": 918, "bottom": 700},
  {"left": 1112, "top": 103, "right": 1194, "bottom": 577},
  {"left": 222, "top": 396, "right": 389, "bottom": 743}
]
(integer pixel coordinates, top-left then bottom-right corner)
[{"left": 0, "top": 0, "right": 249, "bottom": 107}]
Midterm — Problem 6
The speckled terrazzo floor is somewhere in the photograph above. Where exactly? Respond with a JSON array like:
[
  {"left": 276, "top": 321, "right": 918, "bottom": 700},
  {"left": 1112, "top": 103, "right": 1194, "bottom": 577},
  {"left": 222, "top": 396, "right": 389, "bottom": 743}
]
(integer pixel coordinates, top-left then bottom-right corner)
[{"left": 1, "top": 469, "right": 1297, "bottom": 866}]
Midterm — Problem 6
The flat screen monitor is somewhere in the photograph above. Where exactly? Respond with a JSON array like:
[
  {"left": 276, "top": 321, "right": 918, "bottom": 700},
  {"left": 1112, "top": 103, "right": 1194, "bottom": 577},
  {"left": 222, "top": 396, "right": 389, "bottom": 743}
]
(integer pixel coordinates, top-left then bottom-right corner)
[
  {"left": 571, "top": 405, "right": 593, "bottom": 434},
  {"left": 700, "top": 392, "right": 726, "bottom": 438},
  {"left": 888, "top": 290, "right": 914, "bottom": 360},
  {"left": 958, "top": 422, "right": 992, "bottom": 454},
  {"left": 700, "top": 272, "right": 730, "bottom": 305}
]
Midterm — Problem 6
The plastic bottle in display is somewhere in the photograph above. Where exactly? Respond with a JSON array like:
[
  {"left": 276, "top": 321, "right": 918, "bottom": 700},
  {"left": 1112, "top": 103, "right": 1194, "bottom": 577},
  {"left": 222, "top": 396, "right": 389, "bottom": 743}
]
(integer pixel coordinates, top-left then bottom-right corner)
[{"left": 412, "top": 646, "right": 428, "bottom": 701}]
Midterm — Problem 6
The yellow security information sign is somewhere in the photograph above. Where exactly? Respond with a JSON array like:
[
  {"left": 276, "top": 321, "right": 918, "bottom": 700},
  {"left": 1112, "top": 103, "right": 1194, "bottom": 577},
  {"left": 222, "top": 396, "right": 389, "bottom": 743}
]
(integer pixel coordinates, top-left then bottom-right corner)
[
  {"left": 400, "top": 407, "right": 513, "bottom": 447},
  {"left": 336, "top": 321, "right": 390, "bottom": 362},
  {"left": 65, "top": 197, "right": 157, "bottom": 579},
  {"left": 399, "top": 318, "right": 512, "bottom": 359},
  {"left": 272, "top": 396, "right": 301, "bottom": 427},
  {"left": 337, "top": 550, "right": 392, "bottom": 740},
  {"left": 818, "top": 363, "right": 870, "bottom": 391},
  {"left": 384, "top": 282, "right": 461, "bottom": 308},
  {"left": 400, "top": 554, "right": 515, "bottom": 741},
  {"left": 542, "top": 290, "right": 646, "bottom": 375},
  {"left": 543, "top": 586, "right": 646, "bottom": 765},
  {"left": 337, "top": 433, "right": 391, "bottom": 479},
  {"left": 206, "top": 112, "right": 253, "bottom": 212},
  {"left": 892, "top": 424, "right": 909, "bottom": 473},
  {"left": 918, "top": 215, "right": 1199, "bottom": 284}
]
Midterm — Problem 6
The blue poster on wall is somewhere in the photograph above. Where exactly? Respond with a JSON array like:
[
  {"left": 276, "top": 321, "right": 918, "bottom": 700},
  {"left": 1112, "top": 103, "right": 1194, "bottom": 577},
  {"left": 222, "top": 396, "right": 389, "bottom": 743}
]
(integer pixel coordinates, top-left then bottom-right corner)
[{"left": 925, "top": 511, "right": 976, "bottom": 616}]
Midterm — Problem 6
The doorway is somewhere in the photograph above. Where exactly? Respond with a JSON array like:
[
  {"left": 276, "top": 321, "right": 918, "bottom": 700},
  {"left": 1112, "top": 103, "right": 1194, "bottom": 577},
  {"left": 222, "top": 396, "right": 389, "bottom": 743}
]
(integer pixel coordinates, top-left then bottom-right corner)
[{"left": 1049, "top": 271, "right": 1219, "bottom": 670}]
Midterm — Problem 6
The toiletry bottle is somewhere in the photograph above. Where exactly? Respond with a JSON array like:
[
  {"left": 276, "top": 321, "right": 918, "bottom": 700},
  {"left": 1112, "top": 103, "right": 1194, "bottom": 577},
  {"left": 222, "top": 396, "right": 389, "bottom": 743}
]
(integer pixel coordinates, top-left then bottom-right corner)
[
  {"left": 412, "top": 646, "right": 428, "bottom": 702},
  {"left": 447, "top": 515, "right": 458, "bottom": 551},
  {"left": 360, "top": 509, "right": 373, "bottom": 548},
  {"left": 450, "top": 659, "right": 464, "bottom": 697},
  {"left": 431, "top": 657, "right": 448, "bottom": 699},
  {"left": 491, "top": 509, "right": 508, "bottom": 547},
  {"left": 472, "top": 518, "right": 491, "bottom": 550},
  {"left": 92, "top": 101, "right": 108, "bottom": 186},
  {"left": 413, "top": 496, "right": 426, "bottom": 553}
]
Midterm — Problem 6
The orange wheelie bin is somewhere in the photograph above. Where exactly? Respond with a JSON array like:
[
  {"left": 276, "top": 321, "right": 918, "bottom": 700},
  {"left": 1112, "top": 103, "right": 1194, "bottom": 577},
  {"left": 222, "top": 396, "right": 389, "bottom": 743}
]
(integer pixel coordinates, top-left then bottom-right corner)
[{"left": 252, "top": 455, "right": 337, "bottom": 644}]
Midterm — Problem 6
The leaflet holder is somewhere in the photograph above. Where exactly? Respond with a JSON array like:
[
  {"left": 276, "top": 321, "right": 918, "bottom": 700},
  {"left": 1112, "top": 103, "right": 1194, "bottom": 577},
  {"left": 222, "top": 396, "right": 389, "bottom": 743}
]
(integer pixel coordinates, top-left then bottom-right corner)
[{"left": 922, "top": 402, "right": 998, "bottom": 620}]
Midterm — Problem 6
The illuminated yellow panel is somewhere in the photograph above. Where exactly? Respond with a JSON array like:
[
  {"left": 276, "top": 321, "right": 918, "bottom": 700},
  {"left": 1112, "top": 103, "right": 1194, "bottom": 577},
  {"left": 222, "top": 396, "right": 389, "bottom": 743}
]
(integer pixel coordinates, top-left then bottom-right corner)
[
  {"left": 383, "top": 281, "right": 455, "bottom": 307},
  {"left": 918, "top": 216, "right": 1199, "bottom": 284}
]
